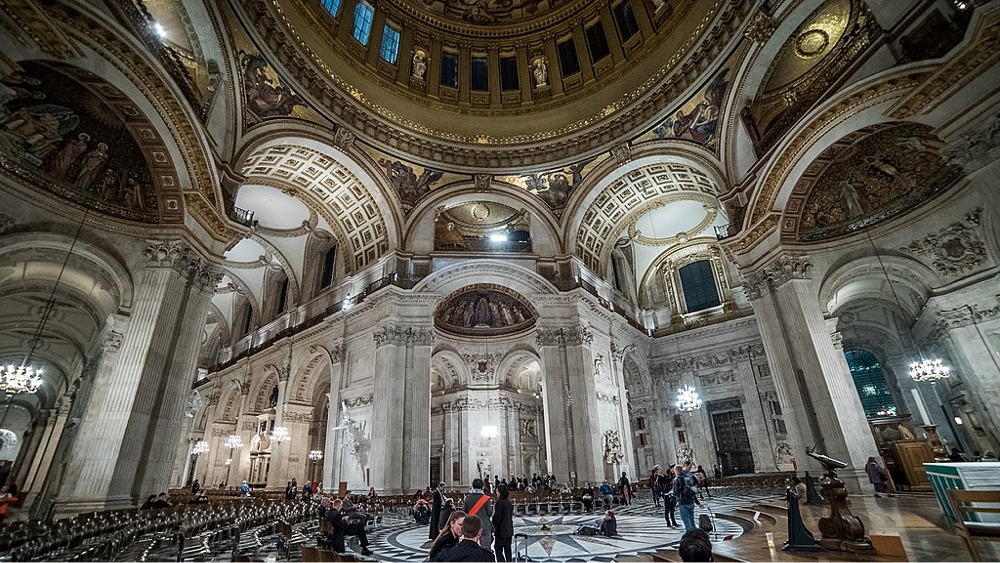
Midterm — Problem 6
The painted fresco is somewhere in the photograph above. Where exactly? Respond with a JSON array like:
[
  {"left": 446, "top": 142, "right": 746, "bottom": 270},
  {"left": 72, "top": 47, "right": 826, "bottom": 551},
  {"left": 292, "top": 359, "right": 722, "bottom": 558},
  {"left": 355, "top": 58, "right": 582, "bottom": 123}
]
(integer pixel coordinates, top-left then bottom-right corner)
[
  {"left": 798, "top": 123, "right": 963, "bottom": 241},
  {"left": 0, "top": 61, "right": 161, "bottom": 223},
  {"left": 360, "top": 144, "right": 464, "bottom": 213},
  {"left": 497, "top": 154, "right": 603, "bottom": 213},
  {"left": 640, "top": 67, "right": 730, "bottom": 149},
  {"left": 240, "top": 51, "right": 307, "bottom": 119},
  {"left": 225, "top": 8, "right": 322, "bottom": 124}
]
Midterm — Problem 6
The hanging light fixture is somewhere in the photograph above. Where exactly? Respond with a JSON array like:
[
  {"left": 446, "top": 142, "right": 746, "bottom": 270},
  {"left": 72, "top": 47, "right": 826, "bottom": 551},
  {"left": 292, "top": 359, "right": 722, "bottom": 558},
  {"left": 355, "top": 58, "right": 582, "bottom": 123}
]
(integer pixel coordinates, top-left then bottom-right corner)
[
  {"left": 1, "top": 210, "right": 90, "bottom": 397},
  {"left": 865, "top": 231, "right": 951, "bottom": 384},
  {"left": 191, "top": 440, "right": 210, "bottom": 456},
  {"left": 676, "top": 384, "right": 703, "bottom": 414},
  {"left": 308, "top": 449, "right": 323, "bottom": 462},
  {"left": 479, "top": 318, "right": 498, "bottom": 440}
]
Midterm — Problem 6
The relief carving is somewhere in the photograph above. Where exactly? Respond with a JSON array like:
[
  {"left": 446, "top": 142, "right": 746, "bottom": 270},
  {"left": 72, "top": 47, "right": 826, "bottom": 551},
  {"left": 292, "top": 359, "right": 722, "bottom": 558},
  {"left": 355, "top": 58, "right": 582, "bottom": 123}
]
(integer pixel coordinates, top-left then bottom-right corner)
[{"left": 900, "top": 208, "right": 985, "bottom": 276}]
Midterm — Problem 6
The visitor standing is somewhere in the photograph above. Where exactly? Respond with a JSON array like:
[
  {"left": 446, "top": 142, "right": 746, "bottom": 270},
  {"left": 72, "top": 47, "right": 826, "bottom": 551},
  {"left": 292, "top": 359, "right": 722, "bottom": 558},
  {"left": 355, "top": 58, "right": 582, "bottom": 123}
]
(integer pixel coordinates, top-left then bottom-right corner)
[
  {"left": 673, "top": 464, "right": 702, "bottom": 532},
  {"left": 431, "top": 482, "right": 446, "bottom": 540},
  {"left": 429, "top": 510, "right": 467, "bottom": 561},
  {"left": 617, "top": 472, "right": 632, "bottom": 505},
  {"left": 663, "top": 464, "right": 678, "bottom": 528},
  {"left": 865, "top": 456, "right": 895, "bottom": 498},
  {"left": 462, "top": 478, "right": 495, "bottom": 550},
  {"left": 492, "top": 484, "right": 515, "bottom": 561},
  {"left": 649, "top": 466, "right": 662, "bottom": 508}
]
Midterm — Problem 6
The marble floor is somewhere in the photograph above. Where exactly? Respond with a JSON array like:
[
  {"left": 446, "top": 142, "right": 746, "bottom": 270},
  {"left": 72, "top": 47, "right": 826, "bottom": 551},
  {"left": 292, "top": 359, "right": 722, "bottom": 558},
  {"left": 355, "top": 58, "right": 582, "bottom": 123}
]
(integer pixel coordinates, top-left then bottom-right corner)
[{"left": 364, "top": 490, "right": 982, "bottom": 562}]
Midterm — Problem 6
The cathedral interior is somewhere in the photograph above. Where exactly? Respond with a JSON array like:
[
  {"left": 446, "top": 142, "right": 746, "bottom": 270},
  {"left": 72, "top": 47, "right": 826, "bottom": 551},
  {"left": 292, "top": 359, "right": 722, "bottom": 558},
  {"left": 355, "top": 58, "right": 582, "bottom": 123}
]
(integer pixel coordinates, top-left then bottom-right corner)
[{"left": 0, "top": 0, "right": 998, "bottom": 557}]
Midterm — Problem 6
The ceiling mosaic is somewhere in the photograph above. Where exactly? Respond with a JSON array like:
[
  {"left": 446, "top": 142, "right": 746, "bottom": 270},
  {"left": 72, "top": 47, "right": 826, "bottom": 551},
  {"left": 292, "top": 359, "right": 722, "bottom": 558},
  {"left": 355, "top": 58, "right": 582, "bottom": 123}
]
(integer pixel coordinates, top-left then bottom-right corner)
[
  {"left": 240, "top": 144, "right": 389, "bottom": 271},
  {"left": 434, "top": 284, "right": 537, "bottom": 336},
  {"left": 791, "top": 123, "right": 963, "bottom": 241},
  {"left": 0, "top": 60, "right": 182, "bottom": 224}
]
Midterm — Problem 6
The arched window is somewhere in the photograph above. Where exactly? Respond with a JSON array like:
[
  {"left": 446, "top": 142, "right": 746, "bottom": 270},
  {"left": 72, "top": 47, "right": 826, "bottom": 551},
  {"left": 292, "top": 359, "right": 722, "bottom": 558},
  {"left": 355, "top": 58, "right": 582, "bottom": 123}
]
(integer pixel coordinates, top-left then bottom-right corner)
[
  {"left": 845, "top": 349, "right": 896, "bottom": 418},
  {"left": 679, "top": 260, "right": 720, "bottom": 312}
]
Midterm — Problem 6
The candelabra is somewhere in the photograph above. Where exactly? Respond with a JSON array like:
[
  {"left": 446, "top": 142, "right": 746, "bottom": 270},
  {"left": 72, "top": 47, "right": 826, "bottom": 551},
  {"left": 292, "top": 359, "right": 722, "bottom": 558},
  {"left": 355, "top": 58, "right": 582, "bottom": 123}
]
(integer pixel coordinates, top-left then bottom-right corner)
[
  {"left": 188, "top": 440, "right": 209, "bottom": 485},
  {"left": 308, "top": 449, "right": 323, "bottom": 483},
  {"left": 676, "top": 385, "right": 703, "bottom": 414}
]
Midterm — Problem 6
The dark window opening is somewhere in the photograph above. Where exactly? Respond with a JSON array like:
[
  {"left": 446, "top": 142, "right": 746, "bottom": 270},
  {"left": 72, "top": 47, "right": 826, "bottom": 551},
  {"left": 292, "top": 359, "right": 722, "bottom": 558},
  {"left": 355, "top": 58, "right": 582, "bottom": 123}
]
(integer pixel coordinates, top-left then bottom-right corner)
[
  {"left": 557, "top": 38, "right": 580, "bottom": 76},
  {"left": 320, "top": 246, "right": 336, "bottom": 289},
  {"left": 275, "top": 277, "right": 289, "bottom": 316},
  {"left": 845, "top": 349, "right": 897, "bottom": 418},
  {"left": 441, "top": 51, "right": 459, "bottom": 88},
  {"left": 471, "top": 56, "right": 489, "bottom": 91},
  {"left": 613, "top": 1, "right": 640, "bottom": 43},
  {"left": 679, "top": 260, "right": 721, "bottom": 312},
  {"left": 586, "top": 21, "right": 611, "bottom": 62},
  {"left": 500, "top": 56, "right": 519, "bottom": 91}
]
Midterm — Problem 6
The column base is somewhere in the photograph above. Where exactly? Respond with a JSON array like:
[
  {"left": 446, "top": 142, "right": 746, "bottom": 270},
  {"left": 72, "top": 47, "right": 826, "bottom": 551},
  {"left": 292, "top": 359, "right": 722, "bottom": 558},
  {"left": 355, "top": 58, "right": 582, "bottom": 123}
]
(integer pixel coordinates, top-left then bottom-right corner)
[{"left": 51, "top": 495, "right": 134, "bottom": 520}]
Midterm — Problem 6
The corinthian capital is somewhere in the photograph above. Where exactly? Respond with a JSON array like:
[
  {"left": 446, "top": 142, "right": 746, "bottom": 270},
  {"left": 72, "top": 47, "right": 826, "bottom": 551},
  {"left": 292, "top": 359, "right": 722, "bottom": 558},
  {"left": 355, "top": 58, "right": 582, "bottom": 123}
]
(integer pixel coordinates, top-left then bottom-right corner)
[
  {"left": 742, "top": 270, "right": 770, "bottom": 300},
  {"left": 763, "top": 254, "right": 812, "bottom": 288},
  {"left": 144, "top": 240, "right": 189, "bottom": 268}
]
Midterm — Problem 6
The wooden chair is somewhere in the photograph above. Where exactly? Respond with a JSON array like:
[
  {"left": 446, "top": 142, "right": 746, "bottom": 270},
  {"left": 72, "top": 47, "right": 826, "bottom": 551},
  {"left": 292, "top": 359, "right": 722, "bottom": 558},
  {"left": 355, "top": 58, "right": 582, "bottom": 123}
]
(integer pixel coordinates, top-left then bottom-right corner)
[{"left": 947, "top": 489, "right": 1000, "bottom": 561}]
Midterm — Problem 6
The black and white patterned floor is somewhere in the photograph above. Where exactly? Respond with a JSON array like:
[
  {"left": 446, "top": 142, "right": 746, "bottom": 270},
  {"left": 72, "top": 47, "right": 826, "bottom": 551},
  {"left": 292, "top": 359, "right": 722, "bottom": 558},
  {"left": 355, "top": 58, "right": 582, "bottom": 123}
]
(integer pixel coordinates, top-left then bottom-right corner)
[{"left": 366, "top": 493, "right": 762, "bottom": 562}]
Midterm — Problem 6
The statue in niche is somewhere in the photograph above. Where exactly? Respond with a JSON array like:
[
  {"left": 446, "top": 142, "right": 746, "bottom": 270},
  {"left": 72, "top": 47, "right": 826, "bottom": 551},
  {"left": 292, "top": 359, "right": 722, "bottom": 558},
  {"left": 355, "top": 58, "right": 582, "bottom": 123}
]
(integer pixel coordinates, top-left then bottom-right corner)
[
  {"left": 478, "top": 456, "right": 491, "bottom": 479},
  {"left": 532, "top": 58, "right": 548, "bottom": 88},
  {"left": 411, "top": 51, "right": 428, "bottom": 80},
  {"left": 268, "top": 385, "right": 279, "bottom": 408}
]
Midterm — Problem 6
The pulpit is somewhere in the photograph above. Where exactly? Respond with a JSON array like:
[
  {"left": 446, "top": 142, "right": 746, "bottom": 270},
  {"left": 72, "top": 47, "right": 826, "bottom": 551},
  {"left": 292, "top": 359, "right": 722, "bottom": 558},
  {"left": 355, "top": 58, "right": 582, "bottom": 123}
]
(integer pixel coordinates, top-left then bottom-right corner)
[{"left": 868, "top": 414, "right": 934, "bottom": 491}]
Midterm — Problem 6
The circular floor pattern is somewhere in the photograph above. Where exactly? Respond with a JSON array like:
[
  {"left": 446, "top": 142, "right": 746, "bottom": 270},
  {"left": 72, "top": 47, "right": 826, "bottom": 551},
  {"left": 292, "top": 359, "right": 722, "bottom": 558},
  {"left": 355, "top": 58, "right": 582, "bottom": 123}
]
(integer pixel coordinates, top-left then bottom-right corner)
[{"left": 368, "top": 505, "right": 745, "bottom": 562}]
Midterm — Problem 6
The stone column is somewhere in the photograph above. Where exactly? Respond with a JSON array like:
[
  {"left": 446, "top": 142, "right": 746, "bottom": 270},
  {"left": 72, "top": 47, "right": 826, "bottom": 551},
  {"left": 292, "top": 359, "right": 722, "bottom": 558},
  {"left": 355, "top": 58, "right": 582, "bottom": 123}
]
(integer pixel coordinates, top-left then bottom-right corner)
[
  {"left": 52, "top": 241, "right": 219, "bottom": 517},
  {"left": 11, "top": 415, "right": 44, "bottom": 487},
  {"left": 536, "top": 325, "right": 604, "bottom": 484},
  {"left": 747, "top": 255, "right": 879, "bottom": 490},
  {"left": 933, "top": 305, "right": 1000, "bottom": 449},
  {"left": 368, "top": 325, "right": 433, "bottom": 492},
  {"left": 732, "top": 344, "right": 777, "bottom": 472},
  {"left": 611, "top": 343, "right": 638, "bottom": 478},
  {"left": 324, "top": 344, "right": 345, "bottom": 492}
]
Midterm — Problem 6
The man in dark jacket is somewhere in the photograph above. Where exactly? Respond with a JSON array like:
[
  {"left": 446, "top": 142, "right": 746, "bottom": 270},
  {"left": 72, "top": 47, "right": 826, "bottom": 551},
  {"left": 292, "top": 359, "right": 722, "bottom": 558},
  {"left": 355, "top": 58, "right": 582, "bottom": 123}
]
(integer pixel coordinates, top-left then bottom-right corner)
[
  {"left": 431, "top": 482, "right": 446, "bottom": 539},
  {"left": 462, "top": 478, "right": 494, "bottom": 550},
  {"left": 439, "top": 514, "right": 495, "bottom": 561},
  {"left": 328, "top": 499, "right": 373, "bottom": 556},
  {"left": 491, "top": 484, "right": 514, "bottom": 561}
]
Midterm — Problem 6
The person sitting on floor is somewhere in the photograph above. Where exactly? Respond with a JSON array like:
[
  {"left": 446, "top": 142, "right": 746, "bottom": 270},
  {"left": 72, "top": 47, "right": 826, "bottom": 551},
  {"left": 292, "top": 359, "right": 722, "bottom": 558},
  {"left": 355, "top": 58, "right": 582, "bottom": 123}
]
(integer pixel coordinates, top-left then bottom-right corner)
[
  {"left": 598, "top": 509, "right": 618, "bottom": 537},
  {"left": 413, "top": 498, "right": 431, "bottom": 525}
]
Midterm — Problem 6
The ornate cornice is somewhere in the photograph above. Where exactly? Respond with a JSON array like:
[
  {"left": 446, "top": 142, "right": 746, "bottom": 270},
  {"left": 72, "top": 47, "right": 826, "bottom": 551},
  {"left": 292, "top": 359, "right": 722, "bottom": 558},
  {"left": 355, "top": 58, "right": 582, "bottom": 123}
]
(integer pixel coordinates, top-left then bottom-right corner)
[
  {"left": 535, "top": 325, "right": 594, "bottom": 347},
  {"left": 372, "top": 325, "right": 436, "bottom": 347},
  {"left": 344, "top": 394, "right": 374, "bottom": 408},
  {"left": 649, "top": 342, "right": 764, "bottom": 378},
  {"left": 431, "top": 395, "right": 543, "bottom": 416}
]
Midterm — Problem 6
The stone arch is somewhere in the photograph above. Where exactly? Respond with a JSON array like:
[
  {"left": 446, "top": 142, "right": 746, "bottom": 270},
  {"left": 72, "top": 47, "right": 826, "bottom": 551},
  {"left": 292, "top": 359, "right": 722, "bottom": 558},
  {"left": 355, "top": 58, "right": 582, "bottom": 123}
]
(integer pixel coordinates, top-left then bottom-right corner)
[
  {"left": 819, "top": 253, "right": 937, "bottom": 321},
  {"left": 234, "top": 129, "right": 402, "bottom": 273},
  {"left": 403, "top": 180, "right": 562, "bottom": 256},
  {"left": 290, "top": 346, "right": 334, "bottom": 404},
  {"left": 565, "top": 155, "right": 725, "bottom": 275},
  {"left": 249, "top": 365, "right": 280, "bottom": 414},
  {"left": 622, "top": 355, "right": 647, "bottom": 395},
  {"left": 497, "top": 349, "right": 543, "bottom": 392},
  {"left": 430, "top": 349, "right": 470, "bottom": 392},
  {"left": 742, "top": 65, "right": 925, "bottom": 237},
  {"left": 413, "top": 259, "right": 559, "bottom": 297}
]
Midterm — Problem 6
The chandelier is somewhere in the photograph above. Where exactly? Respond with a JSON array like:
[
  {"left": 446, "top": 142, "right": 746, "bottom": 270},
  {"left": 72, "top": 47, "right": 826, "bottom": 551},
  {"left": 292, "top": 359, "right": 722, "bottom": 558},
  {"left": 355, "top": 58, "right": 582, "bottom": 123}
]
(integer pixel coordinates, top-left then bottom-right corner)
[
  {"left": 190, "top": 440, "right": 210, "bottom": 456},
  {"left": 308, "top": 449, "right": 324, "bottom": 462},
  {"left": 909, "top": 358, "right": 951, "bottom": 383},
  {"left": 1, "top": 365, "right": 44, "bottom": 395},
  {"left": 225, "top": 434, "right": 244, "bottom": 450},
  {"left": 480, "top": 425, "right": 499, "bottom": 439},
  {"left": 676, "top": 385, "right": 703, "bottom": 413},
  {"left": 271, "top": 425, "right": 290, "bottom": 444}
]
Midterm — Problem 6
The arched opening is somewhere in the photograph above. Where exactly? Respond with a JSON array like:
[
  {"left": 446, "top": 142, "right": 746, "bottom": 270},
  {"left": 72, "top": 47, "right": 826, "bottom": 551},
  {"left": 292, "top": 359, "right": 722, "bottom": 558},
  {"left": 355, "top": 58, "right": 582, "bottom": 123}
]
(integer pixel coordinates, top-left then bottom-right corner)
[{"left": 845, "top": 349, "right": 897, "bottom": 418}]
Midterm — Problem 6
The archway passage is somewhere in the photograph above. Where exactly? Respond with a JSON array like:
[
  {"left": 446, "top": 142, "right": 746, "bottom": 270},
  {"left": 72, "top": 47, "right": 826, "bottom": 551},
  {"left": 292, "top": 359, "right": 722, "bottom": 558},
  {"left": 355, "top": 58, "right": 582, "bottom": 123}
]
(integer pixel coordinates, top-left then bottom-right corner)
[{"left": 845, "top": 349, "right": 897, "bottom": 418}]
